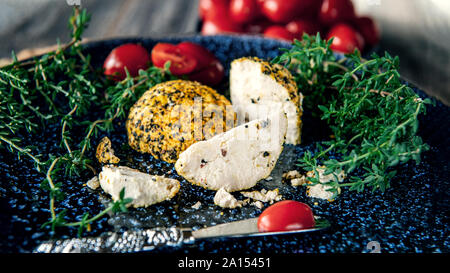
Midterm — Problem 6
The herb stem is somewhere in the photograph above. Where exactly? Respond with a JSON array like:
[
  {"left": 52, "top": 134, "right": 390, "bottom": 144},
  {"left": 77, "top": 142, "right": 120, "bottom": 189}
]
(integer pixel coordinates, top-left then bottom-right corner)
[
  {"left": 63, "top": 205, "right": 113, "bottom": 227},
  {"left": 0, "top": 136, "right": 44, "bottom": 169},
  {"left": 46, "top": 157, "right": 60, "bottom": 220},
  {"left": 324, "top": 61, "right": 359, "bottom": 82},
  {"left": 79, "top": 107, "right": 120, "bottom": 160}
]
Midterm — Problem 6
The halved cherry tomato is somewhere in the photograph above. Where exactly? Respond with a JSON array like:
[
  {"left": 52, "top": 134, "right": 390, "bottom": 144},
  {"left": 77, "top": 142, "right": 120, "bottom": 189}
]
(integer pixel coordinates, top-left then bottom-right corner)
[
  {"left": 103, "top": 43, "right": 150, "bottom": 81},
  {"left": 353, "top": 16, "right": 380, "bottom": 48},
  {"left": 327, "top": 23, "right": 365, "bottom": 53},
  {"left": 257, "top": 200, "right": 316, "bottom": 232},
  {"left": 286, "top": 19, "right": 321, "bottom": 40},
  {"left": 260, "top": 0, "right": 318, "bottom": 23},
  {"left": 199, "top": 0, "right": 230, "bottom": 21},
  {"left": 151, "top": 43, "right": 197, "bottom": 75},
  {"left": 188, "top": 60, "right": 225, "bottom": 86},
  {"left": 177, "top": 42, "right": 225, "bottom": 85},
  {"left": 230, "top": 0, "right": 260, "bottom": 24},
  {"left": 319, "top": 0, "right": 355, "bottom": 26},
  {"left": 152, "top": 42, "right": 224, "bottom": 85},
  {"left": 263, "top": 25, "right": 295, "bottom": 41},
  {"left": 177, "top": 42, "right": 217, "bottom": 71}
]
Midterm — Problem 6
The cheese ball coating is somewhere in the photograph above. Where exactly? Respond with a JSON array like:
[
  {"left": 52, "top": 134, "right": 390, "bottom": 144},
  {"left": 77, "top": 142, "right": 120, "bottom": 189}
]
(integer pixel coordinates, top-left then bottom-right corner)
[{"left": 126, "top": 80, "right": 235, "bottom": 163}]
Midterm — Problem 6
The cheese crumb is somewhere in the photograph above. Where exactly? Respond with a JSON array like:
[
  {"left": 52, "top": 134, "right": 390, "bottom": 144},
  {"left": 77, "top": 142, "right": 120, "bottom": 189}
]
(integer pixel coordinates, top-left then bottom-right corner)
[
  {"left": 95, "top": 137, "right": 120, "bottom": 164},
  {"left": 214, "top": 188, "right": 243, "bottom": 209},
  {"left": 252, "top": 201, "right": 264, "bottom": 209},
  {"left": 241, "top": 188, "right": 282, "bottom": 204},
  {"left": 306, "top": 167, "right": 345, "bottom": 200},
  {"left": 307, "top": 183, "right": 335, "bottom": 200},
  {"left": 291, "top": 176, "right": 307, "bottom": 186},
  {"left": 282, "top": 170, "right": 302, "bottom": 181},
  {"left": 191, "top": 201, "right": 202, "bottom": 210},
  {"left": 306, "top": 167, "right": 346, "bottom": 184},
  {"left": 282, "top": 170, "right": 308, "bottom": 187},
  {"left": 86, "top": 176, "right": 100, "bottom": 190}
]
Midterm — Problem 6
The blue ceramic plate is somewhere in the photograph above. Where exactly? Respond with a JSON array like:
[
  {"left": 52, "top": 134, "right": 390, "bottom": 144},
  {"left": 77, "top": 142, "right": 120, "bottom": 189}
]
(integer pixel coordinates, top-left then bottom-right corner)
[{"left": 0, "top": 35, "right": 448, "bottom": 253}]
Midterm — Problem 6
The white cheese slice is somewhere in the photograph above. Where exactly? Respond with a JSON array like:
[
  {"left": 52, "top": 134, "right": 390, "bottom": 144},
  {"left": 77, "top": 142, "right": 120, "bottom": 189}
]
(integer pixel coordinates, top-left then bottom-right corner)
[
  {"left": 99, "top": 166, "right": 180, "bottom": 208},
  {"left": 230, "top": 57, "right": 303, "bottom": 145},
  {"left": 175, "top": 110, "right": 288, "bottom": 192}
]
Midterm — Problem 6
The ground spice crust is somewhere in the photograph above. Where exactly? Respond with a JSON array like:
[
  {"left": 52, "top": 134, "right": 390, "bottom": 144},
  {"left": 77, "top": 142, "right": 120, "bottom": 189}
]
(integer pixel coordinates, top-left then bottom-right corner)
[{"left": 126, "top": 80, "right": 235, "bottom": 163}]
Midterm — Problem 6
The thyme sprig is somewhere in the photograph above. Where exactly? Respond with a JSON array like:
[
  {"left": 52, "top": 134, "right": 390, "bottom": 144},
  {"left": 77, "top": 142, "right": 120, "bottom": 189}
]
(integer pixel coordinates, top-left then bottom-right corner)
[
  {"left": 273, "top": 34, "right": 431, "bottom": 198},
  {"left": 0, "top": 7, "right": 174, "bottom": 236}
]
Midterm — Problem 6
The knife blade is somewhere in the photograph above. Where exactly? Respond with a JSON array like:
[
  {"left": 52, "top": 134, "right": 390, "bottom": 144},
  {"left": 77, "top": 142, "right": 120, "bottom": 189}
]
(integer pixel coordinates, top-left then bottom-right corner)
[{"left": 34, "top": 216, "right": 328, "bottom": 253}]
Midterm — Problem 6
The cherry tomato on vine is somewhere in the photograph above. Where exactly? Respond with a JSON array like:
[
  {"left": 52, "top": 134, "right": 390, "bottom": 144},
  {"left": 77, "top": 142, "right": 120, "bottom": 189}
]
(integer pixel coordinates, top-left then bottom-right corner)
[
  {"left": 230, "top": 0, "right": 260, "bottom": 24},
  {"left": 199, "top": 0, "right": 230, "bottom": 21},
  {"left": 319, "top": 0, "right": 356, "bottom": 26},
  {"left": 263, "top": 25, "right": 295, "bottom": 41},
  {"left": 257, "top": 200, "right": 316, "bottom": 232},
  {"left": 353, "top": 16, "right": 380, "bottom": 48},
  {"left": 327, "top": 23, "right": 365, "bottom": 53},
  {"left": 260, "top": 0, "right": 318, "bottom": 23},
  {"left": 201, "top": 17, "right": 243, "bottom": 35},
  {"left": 151, "top": 43, "right": 197, "bottom": 75},
  {"left": 244, "top": 19, "right": 272, "bottom": 33},
  {"left": 286, "top": 19, "right": 321, "bottom": 39},
  {"left": 103, "top": 43, "right": 150, "bottom": 81}
]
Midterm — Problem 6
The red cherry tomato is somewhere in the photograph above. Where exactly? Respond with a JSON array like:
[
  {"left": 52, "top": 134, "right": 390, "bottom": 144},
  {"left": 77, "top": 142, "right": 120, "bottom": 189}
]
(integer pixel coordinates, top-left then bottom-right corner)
[
  {"left": 202, "top": 17, "right": 243, "bottom": 35},
  {"left": 319, "top": 0, "right": 355, "bottom": 26},
  {"left": 327, "top": 23, "right": 365, "bottom": 53},
  {"left": 103, "top": 43, "right": 150, "bottom": 81},
  {"left": 257, "top": 200, "right": 316, "bottom": 232},
  {"left": 230, "top": 0, "right": 260, "bottom": 24},
  {"left": 199, "top": 0, "right": 230, "bottom": 21},
  {"left": 260, "top": 0, "right": 318, "bottom": 23},
  {"left": 151, "top": 43, "right": 197, "bottom": 75},
  {"left": 177, "top": 42, "right": 217, "bottom": 71},
  {"left": 244, "top": 19, "right": 272, "bottom": 33},
  {"left": 286, "top": 19, "right": 321, "bottom": 39},
  {"left": 177, "top": 42, "right": 225, "bottom": 85},
  {"left": 263, "top": 25, "right": 295, "bottom": 41},
  {"left": 188, "top": 60, "right": 225, "bottom": 86},
  {"left": 353, "top": 16, "right": 380, "bottom": 48}
]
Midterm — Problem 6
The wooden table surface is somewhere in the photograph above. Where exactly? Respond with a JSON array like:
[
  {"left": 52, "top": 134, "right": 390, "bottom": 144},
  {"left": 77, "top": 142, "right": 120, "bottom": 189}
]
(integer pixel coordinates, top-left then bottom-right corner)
[{"left": 0, "top": 0, "right": 448, "bottom": 105}]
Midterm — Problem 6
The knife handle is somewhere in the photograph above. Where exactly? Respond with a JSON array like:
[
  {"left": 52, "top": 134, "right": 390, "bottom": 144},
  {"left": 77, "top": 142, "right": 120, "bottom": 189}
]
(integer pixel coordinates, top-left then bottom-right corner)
[{"left": 34, "top": 227, "right": 195, "bottom": 253}]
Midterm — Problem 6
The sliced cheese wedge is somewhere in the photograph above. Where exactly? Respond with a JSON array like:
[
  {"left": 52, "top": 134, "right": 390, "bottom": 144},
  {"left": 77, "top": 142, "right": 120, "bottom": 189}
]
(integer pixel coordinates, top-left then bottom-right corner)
[
  {"left": 99, "top": 166, "right": 180, "bottom": 208},
  {"left": 230, "top": 57, "right": 303, "bottom": 145},
  {"left": 175, "top": 109, "right": 287, "bottom": 192}
]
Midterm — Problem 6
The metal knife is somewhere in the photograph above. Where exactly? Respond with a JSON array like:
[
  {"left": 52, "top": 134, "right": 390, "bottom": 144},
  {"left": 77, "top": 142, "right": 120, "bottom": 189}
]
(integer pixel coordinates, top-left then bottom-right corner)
[{"left": 34, "top": 216, "right": 329, "bottom": 253}]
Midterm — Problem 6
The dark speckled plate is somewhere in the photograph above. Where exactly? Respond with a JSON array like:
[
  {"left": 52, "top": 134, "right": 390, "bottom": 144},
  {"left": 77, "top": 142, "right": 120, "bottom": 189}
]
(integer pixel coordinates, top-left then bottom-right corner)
[{"left": 0, "top": 35, "right": 449, "bottom": 253}]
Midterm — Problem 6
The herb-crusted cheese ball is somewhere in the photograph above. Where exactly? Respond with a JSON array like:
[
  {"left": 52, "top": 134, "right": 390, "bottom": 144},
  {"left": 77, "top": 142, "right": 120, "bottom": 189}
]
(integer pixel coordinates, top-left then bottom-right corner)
[
  {"left": 126, "top": 80, "right": 235, "bottom": 163},
  {"left": 230, "top": 57, "right": 303, "bottom": 145}
]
